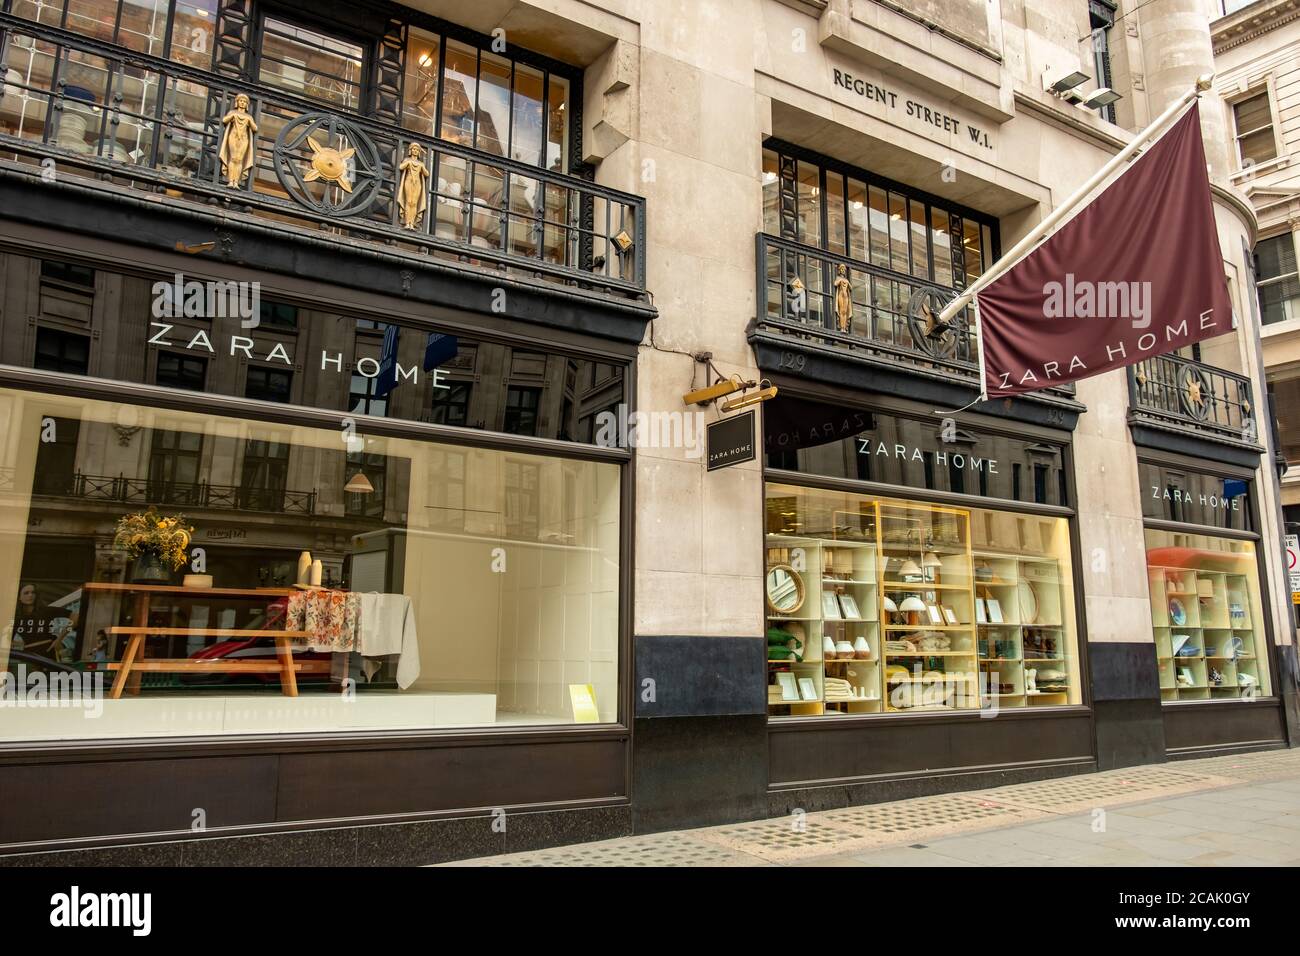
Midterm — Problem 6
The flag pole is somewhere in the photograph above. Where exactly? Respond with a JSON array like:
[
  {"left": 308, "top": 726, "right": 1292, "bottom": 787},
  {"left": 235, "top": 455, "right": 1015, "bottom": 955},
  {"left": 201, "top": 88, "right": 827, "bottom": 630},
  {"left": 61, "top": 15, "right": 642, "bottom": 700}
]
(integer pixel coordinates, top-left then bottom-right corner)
[{"left": 936, "top": 73, "right": 1215, "bottom": 329}]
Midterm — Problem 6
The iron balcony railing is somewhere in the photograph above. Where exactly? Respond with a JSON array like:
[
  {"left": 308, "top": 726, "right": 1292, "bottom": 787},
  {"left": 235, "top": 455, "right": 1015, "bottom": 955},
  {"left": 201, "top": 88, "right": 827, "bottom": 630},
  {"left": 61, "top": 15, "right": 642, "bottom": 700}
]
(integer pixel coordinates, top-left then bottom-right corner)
[
  {"left": 756, "top": 231, "right": 978, "bottom": 376},
  {"left": 0, "top": 16, "right": 646, "bottom": 297},
  {"left": 34, "top": 472, "right": 317, "bottom": 515},
  {"left": 1127, "top": 353, "right": 1257, "bottom": 444}
]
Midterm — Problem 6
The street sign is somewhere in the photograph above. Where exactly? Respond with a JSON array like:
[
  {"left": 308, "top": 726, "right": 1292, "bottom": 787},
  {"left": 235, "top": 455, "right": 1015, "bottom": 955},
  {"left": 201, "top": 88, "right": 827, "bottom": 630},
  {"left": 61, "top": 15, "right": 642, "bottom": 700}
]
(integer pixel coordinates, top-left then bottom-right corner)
[{"left": 1286, "top": 534, "right": 1300, "bottom": 597}]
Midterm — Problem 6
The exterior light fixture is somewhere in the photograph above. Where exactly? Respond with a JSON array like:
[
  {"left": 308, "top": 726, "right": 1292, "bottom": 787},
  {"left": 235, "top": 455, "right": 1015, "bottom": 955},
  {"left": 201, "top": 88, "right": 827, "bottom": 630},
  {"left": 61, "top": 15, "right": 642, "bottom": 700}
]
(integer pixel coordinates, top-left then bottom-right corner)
[
  {"left": 720, "top": 383, "right": 778, "bottom": 413},
  {"left": 1043, "top": 69, "right": 1090, "bottom": 95},
  {"left": 1082, "top": 88, "right": 1122, "bottom": 109}
]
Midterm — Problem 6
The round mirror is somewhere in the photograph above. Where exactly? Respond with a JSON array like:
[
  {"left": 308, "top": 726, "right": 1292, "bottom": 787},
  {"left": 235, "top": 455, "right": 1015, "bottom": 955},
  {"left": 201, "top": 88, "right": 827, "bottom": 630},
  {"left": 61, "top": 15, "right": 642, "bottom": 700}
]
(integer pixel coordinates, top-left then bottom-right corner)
[{"left": 765, "top": 565, "right": 805, "bottom": 614}]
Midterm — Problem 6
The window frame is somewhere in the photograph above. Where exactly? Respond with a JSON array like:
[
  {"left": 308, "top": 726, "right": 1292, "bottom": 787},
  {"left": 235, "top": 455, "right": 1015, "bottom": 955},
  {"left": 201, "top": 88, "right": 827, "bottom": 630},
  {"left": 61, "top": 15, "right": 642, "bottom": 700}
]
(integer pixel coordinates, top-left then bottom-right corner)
[
  {"left": 762, "top": 137, "right": 1001, "bottom": 293},
  {"left": 1253, "top": 231, "right": 1300, "bottom": 327},
  {"left": 1230, "top": 85, "right": 1281, "bottom": 172}
]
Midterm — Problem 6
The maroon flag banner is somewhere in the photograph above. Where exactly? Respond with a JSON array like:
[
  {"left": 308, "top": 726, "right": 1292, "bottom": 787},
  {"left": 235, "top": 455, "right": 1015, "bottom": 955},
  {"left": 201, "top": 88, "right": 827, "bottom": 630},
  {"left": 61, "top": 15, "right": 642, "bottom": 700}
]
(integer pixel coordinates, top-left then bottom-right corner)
[{"left": 975, "top": 103, "right": 1233, "bottom": 398}]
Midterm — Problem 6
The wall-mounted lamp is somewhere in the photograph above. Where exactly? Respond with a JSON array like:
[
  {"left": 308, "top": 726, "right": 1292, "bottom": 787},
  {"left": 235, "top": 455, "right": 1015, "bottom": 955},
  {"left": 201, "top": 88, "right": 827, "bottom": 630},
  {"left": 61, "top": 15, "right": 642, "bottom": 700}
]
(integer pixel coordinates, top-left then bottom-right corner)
[
  {"left": 683, "top": 351, "right": 752, "bottom": 406},
  {"left": 1081, "top": 87, "right": 1122, "bottom": 110},
  {"left": 720, "top": 383, "right": 778, "bottom": 413},
  {"left": 1043, "top": 68, "right": 1090, "bottom": 96}
]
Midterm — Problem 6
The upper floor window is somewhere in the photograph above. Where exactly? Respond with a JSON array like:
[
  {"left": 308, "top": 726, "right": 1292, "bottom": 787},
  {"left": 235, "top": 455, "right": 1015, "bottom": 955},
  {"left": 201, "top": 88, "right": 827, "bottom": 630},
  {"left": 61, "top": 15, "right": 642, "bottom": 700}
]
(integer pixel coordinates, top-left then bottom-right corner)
[
  {"left": 761, "top": 143, "right": 997, "bottom": 290},
  {"left": 257, "top": 15, "right": 365, "bottom": 111},
  {"left": 1233, "top": 91, "right": 1278, "bottom": 169},
  {"left": 1088, "top": 1, "right": 1117, "bottom": 125},
  {"left": 403, "top": 32, "right": 569, "bottom": 170},
  {"left": 1255, "top": 233, "right": 1300, "bottom": 325}
]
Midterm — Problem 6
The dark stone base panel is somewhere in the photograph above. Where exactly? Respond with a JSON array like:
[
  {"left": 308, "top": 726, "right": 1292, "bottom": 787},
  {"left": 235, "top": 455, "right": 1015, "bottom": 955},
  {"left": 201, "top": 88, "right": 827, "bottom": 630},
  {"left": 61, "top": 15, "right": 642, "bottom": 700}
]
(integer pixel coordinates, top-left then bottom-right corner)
[
  {"left": 0, "top": 734, "right": 627, "bottom": 846},
  {"left": 634, "top": 635, "right": 767, "bottom": 717},
  {"left": 0, "top": 803, "right": 633, "bottom": 867},
  {"left": 631, "top": 715, "right": 768, "bottom": 834},
  {"left": 769, "top": 707, "right": 1094, "bottom": 789},
  {"left": 1094, "top": 698, "right": 1166, "bottom": 770},
  {"left": 1163, "top": 699, "right": 1288, "bottom": 757}
]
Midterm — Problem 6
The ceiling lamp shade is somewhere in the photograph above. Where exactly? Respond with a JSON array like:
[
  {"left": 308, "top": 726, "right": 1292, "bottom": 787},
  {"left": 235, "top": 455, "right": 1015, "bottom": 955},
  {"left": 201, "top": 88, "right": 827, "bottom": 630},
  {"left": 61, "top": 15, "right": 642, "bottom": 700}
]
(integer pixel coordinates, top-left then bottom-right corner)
[
  {"left": 922, "top": 551, "right": 942, "bottom": 569},
  {"left": 899, "top": 595, "right": 926, "bottom": 613},
  {"left": 344, "top": 471, "right": 375, "bottom": 494},
  {"left": 898, "top": 559, "right": 922, "bottom": 577},
  {"left": 882, "top": 596, "right": 899, "bottom": 613}
]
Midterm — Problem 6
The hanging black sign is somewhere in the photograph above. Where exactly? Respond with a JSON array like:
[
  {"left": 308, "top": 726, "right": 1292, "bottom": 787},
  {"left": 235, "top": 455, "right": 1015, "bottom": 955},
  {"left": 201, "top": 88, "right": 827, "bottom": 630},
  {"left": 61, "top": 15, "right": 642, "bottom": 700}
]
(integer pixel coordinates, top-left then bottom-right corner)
[{"left": 707, "top": 412, "right": 756, "bottom": 471}]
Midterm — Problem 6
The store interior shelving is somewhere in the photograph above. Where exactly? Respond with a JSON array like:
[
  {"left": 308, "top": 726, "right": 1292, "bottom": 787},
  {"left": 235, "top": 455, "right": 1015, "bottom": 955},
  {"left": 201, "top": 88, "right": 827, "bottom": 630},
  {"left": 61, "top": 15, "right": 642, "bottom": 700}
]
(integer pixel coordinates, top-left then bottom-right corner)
[{"left": 1148, "top": 564, "right": 1260, "bottom": 701}]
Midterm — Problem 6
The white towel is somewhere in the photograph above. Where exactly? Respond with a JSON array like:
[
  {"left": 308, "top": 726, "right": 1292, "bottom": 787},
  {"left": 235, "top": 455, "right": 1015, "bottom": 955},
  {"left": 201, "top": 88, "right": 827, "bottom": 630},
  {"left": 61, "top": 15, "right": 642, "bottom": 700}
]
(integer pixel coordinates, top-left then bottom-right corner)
[{"left": 357, "top": 593, "right": 420, "bottom": 690}]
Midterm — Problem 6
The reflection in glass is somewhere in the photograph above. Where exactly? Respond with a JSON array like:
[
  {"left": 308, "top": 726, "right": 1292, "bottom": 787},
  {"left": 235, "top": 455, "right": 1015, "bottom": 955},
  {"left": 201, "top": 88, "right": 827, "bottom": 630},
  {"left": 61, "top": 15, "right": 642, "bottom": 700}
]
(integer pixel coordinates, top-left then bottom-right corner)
[{"left": 0, "top": 387, "right": 622, "bottom": 740}]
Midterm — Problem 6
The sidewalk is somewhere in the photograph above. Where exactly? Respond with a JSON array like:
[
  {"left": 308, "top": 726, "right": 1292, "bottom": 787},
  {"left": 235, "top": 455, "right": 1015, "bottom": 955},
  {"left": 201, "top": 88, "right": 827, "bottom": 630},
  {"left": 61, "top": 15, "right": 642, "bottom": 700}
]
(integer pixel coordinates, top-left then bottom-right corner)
[{"left": 447, "top": 748, "right": 1300, "bottom": 867}]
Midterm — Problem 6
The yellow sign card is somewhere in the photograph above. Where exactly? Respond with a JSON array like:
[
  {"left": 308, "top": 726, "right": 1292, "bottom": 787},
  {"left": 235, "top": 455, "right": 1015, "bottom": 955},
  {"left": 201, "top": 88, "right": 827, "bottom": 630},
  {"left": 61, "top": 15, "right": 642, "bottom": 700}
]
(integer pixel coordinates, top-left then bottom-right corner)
[{"left": 569, "top": 683, "right": 600, "bottom": 723}]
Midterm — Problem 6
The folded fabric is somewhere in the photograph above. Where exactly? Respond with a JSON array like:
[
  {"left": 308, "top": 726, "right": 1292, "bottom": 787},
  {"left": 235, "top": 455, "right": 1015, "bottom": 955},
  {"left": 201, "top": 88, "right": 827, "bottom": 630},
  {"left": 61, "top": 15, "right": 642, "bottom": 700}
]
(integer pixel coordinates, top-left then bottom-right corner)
[
  {"left": 357, "top": 592, "right": 421, "bottom": 690},
  {"left": 286, "top": 589, "right": 360, "bottom": 652}
]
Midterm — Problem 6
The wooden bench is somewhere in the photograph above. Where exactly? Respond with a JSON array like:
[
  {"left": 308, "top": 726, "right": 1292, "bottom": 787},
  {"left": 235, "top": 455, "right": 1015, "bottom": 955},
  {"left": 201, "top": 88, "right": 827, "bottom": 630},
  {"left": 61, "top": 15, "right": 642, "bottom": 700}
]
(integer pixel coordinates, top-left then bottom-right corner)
[{"left": 106, "top": 627, "right": 328, "bottom": 699}]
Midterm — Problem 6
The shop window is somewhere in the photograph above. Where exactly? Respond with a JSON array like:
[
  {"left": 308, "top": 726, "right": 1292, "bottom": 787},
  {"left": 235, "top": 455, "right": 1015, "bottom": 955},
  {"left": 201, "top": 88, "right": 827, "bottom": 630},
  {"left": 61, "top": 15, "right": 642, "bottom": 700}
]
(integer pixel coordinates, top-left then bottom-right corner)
[
  {"left": 170, "top": 0, "right": 218, "bottom": 69},
  {"left": 503, "top": 385, "right": 542, "bottom": 436},
  {"left": 348, "top": 373, "right": 387, "bottom": 418},
  {"left": 240, "top": 439, "right": 289, "bottom": 511},
  {"left": 430, "top": 381, "right": 472, "bottom": 427},
  {"left": 1233, "top": 90, "right": 1277, "bottom": 169},
  {"left": 764, "top": 483, "right": 1082, "bottom": 716},
  {"left": 344, "top": 449, "right": 386, "bottom": 518},
  {"left": 1268, "top": 375, "right": 1300, "bottom": 466},
  {"left": 155, "top": 351, "right": 206, "bottom": 391},
  {"left": 40, "top": 259, "right": 95, "bottom": 288},
  {"left": 31, "top": 416, "right": 80, "bottom": 495},
  {"left": 401, "top": 27, "right": 442, "bottom": 138},
  {"left": 33, "top": 328, "right": 90, "bottom": 375},
  {"left": 0, "top": 386, "right": 621, "bottom": 739},
  {"left": 148, "top": 428, "right": 203, "bottom": 505},
  {"left": 1254, "top": 234, "right": 1300, "bottom": 325},
  {"left": 259, "top": 301, "right": 298, "bottom": 330},
  {"left": 1144, "top": 528, "right": 1272, "bottom": 701},
  {"left": 257, "top": 15, "right": 364, "bottom": 112},
  {"left": 245, "top": 366, "right": 293, "bottom": 404}
]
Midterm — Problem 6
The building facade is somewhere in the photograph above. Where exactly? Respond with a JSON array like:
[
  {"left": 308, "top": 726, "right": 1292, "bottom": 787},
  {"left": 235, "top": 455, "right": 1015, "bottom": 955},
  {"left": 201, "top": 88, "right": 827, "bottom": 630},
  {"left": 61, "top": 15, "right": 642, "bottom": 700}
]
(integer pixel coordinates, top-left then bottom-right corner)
[
  {"left": 0, "top": 0, "right": 1295, "bottom": 864},
  {"left": 1212, "top": 0, "right": 1300, "bottom": 587}
]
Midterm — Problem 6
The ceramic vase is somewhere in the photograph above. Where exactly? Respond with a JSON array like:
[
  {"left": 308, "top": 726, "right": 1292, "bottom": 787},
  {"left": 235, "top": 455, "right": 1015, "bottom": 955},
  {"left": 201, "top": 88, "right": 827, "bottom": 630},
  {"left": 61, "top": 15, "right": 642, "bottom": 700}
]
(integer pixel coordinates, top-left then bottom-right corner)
[
  {"left": 853, "top": 635, "right": 871, "bottom": 659},
  {"left": 822, "top": 635, "right": 836, "bottom": 661}
]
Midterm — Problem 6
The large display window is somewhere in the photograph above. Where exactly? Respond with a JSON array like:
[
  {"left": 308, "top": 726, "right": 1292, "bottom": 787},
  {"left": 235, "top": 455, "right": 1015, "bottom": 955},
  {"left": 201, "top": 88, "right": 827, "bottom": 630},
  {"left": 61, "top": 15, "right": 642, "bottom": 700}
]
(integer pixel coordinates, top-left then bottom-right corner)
[
  {"left": 1139, "top": 460, "right": 1272, "bottom": 701},
  {"left": 765, "top": 482, "right": 1082, "bottom": 715},
  {"left": 0, "top": 385, "right": 622, "bottom": 741},
  {"left": 1144, "top": 529, "right": 1271, "bottom": 701}
]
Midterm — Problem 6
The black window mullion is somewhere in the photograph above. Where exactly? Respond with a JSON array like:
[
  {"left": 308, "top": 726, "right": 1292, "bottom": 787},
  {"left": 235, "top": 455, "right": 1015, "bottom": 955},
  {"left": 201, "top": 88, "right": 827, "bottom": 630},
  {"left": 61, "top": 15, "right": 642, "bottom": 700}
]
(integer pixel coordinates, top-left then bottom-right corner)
[
  {"left": 925, "top": 202, "right": 935, "bottom": 282},
  {"left": 819, "top": 166, "right": 829, "bottom": 254}
]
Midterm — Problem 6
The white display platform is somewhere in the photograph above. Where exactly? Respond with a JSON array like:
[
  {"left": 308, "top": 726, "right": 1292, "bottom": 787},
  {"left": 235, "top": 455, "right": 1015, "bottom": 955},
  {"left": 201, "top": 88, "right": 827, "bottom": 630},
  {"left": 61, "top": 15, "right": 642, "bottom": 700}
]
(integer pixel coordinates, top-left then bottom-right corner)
[{"left": 0, "top": 691, "right": 498, "bottom": 739}]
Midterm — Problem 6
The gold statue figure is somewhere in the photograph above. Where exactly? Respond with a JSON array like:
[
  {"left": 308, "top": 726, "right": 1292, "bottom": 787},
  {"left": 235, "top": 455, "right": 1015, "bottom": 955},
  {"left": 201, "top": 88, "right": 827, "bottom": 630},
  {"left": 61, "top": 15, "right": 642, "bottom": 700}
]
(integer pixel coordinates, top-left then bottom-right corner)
[
  {"left": 833, "top": 263, "right": 853, "bottom": 332},
  {"left": 219, "top": 93, "right": 257, "bottom": 188},
  {"left": 397, "top": 143, "right": 429, "bottom": 229}
]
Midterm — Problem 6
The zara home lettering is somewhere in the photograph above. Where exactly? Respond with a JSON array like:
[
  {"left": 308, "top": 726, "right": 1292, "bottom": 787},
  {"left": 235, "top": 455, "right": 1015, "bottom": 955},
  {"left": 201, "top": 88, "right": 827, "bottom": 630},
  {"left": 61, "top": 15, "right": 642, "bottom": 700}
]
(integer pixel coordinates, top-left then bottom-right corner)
[
  {"left": 857, "top": 438, "right": 998, "bottom": 473},
  {"left": 147, "top": 322, "right": 452, "bottom": 391},
  {"left": 1153, "top": 485, "right": 1242, "bottom": 513},
  {"left": 994, "top": 308, "right": 1219, "bottom": 392}
]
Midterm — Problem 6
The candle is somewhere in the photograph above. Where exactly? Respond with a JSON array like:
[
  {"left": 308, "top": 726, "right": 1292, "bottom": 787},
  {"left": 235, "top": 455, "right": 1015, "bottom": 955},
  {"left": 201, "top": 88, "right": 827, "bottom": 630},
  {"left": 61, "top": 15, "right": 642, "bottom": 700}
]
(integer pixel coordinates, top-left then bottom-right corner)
[
  {"left": 310, "top": 560, "right": 323, "bottom": 587},
  {"left": 297, "top": 551, "right": 312, "bottom": 586}
]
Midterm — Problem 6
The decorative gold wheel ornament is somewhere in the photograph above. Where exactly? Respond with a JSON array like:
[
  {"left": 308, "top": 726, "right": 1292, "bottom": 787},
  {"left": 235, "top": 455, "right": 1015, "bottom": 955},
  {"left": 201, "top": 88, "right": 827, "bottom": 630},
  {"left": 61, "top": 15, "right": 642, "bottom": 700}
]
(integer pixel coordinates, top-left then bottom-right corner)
[
  {"left": 273, "top": 113, "right": 382, "bottom": 217},
  {"left": 1178, "top": 365, "right": 1213, "bottom": 421},
  {"left": 303, "top": 136, "right": 355, "bottom": 192}
]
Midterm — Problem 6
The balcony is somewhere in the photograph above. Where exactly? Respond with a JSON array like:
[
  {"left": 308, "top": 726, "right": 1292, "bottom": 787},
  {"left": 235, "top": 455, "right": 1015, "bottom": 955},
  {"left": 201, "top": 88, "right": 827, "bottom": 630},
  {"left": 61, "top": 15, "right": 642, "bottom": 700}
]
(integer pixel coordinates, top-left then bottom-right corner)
[
  {"left": 752, "top": 233, "right": 1078, "bottom": 423},
  {"left": 37, "top": 473, "right": 318, "bottom": 516},
  {"left": 0, "top": 16, "right": 646, "bottom": 299},
  {"left": 1127, "top": 353, "right": 1260, "bottom": 452}
]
